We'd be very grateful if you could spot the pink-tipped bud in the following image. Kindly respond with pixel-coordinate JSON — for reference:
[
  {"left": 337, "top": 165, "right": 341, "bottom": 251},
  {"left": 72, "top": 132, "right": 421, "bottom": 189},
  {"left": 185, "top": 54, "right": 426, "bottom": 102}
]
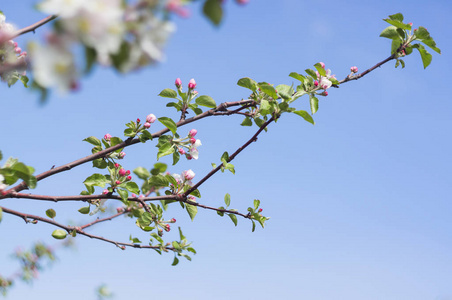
[
  {"left": 188, "top": 78, "right": 196, "bottom": 89},
  {"left": 136, "top": 118, "right": 141, "bottom": 123},
  {"left": 408, "top": 22, "right": 413, "bottom": 26},
  {"left": 164, "top": 224, "right": 171, "bottom": 232},
  {"left": 187, "top": 195, "right": 196, "bottom": 201},
  {"left": 350, "top": 66, "right": 358, "bottom": 73},
  {"left": 126, "top": 170, "right": 130, "bottom": 175},
  {"left": 19, "top": 51, "right": 27, "bottom": 57},
  {"left": 114, "top": 163, "right": 120, "bottom": 168},
  {"left": 14, "top": 47, "right": 21, "bottom": 54},
  {"left": 178, "top": 148, "right": 186, "bottom": 155},
  {"left": 13, "top": 41, "right": 18, "bottom": 48},
  {"left": 119, "top": 152, "right": 126, "bottom": 159},
  {"left": 188, "top": 129, "right": 197, "bottom": 138},
  {"left": 144, "top": 122, "right": 151, "bottom": 129},
  {"left": 175, "top": 78, "right": 182, "bottom": 87},
  {"left": 104, "top": 133, "right": 112, "bottom": 141},
  {"left": 401, "top": 50, "right": 406, "bottom": 56},
  {"left": 319, "top": 62, "right": 325, "bottom": 69},
  {"left": 414, "top": 28, "right": 418, "bottom": 32},
  {"left": 131, "top": 193, "right": 137, "bottom": 198},
  {"left": 183, "top": 169, "right": 195, "bottom": 181},
  {"left": 171, "top": 218, "right": 176, "bottom": 223},
  {"left": 119, "top": 168, "right": 126, "bottom": 176},
  {"left": 190, "top": 137, "right": 196, "bottom": 144},
  {"left": 146, "top": 114, "right": 157, "bottom": 123},
  {"left": 314, "top": 80, "right": 319, "bottom": 87},
  {"left": 115, "top": 180, "right": 121, "bottom": 185},
  {"left": 103, "top": 189, "right": 109, "bottom": 195},
  {"left": 116, "top": 207, "right": 124, "bottom": 213},
  {"left": 258, "top": 208, "right": 263, "bottom": 213},
  {"left": 186, "top": 154, "right": 192, "bottom": 160},
  {"left": 127, "top": 175, "right": 132, "bottom": 181},
  {"left": 323, "top": 91, "right": 328, "bottom": 96}
]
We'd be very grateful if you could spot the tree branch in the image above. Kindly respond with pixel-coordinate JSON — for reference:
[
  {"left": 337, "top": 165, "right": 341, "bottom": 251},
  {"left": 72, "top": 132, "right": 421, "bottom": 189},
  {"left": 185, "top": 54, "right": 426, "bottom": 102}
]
[{"left": 10, "top": 15, "right": 58, "bottom": 39}]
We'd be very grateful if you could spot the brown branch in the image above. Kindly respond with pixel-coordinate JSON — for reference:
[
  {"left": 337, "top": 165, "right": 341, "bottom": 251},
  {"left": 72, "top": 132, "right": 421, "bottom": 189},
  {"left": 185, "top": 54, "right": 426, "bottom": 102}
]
[
  {"left": 10, "top": 15, "right": 58, "bottom": 39},
  {"left": 79, "top": 209, "right": 129, "bottom": 230},
  {"left": 185, "top": 116, "right": 275, "bottom": 195},
  {"left": 0, "top": 206, "right": 175, "bottom": 251},
  {"left": 338, "top": 54, "right": 397, "bottom": 85},
  {"left": 177, "top": 195, "right": 251, "bottom": 219}
]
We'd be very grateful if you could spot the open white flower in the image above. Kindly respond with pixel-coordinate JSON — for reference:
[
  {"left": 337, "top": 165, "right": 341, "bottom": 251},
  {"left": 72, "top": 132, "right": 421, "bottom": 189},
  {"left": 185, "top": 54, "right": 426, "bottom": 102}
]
[
  {"left": 0, "top": 174, "right": 8, "bottom": 191},
  {"left": 189, "top": 139, "right": 202, "bottom": 160}
]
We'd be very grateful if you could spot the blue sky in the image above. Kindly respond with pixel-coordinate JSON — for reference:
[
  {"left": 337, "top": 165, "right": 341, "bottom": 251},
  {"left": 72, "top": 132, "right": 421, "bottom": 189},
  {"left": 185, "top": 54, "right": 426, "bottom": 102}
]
[{"left": 1, "top": 0, "right": 452, "bottom": 299}]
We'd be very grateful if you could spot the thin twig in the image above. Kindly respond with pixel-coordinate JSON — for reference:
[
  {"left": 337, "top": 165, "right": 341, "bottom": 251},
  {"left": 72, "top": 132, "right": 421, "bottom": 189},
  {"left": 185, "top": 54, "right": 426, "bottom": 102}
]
[{"left": 11, "top": 15, "right": 58, "bottom": 39}]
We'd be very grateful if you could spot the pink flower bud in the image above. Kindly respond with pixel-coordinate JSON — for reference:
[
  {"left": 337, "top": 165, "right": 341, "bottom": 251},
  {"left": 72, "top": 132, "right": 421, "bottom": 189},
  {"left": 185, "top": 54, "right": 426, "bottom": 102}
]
[
  {"left": 178, "top": 148, "right": 186, "bottom": 155},
  {"left": 187, "top": 195, "right": 196, "bottom": 201},
  {"left": 164, "top": 224, "right": 171, "bottom": 232},
  {"left": 13, "top": 41, "right": 18, "bottom": 48},
  {"left": 146, "top": 114, "right": 157, "bottom": 123},
  {"left": 186, "top": 154, "right": 192, "bottom": 160},
  {"left": 414, "top": 28, "right": 418, "bottom": 32},
  {"left": 119, "top": 152, "right": 126, "bottom": 159},
  {"left": 190, "top": 137, "right": 196, "bottom": 144},
  {"left": 119, "top": 169, "right": 126, "bottom": 176},
  {"left": 137, "top": 118, "right": 141, "bottom": 123},
  {"left": 171, "top": 218, "right": 176, "bottom": 223},
  {"left": 183, "top": 169, "right": 195, "bottom": 181},
  {"left": 115, "top": 180, "right": 121, "bottom": 185},
  {"left": 258, "top": 208, "right": 263, "bottom": 213},
  {"left": 314, "top": 80, "right": 319, "bottom": 87},
  {"left": 116, "top": 207, "right": 124, "bottom": 213},
  {"left": 19, "top": 51, "right": 27, "bottom": 57},
  {"left": 127, "top": 175, "right": 132, "bottom": 181},
  {"left": 319, "top": 62, "right": 325, "bottom": 69},
  {"left": 188, "top": 129, "right": 197, "bottom": 138},
  {"left": 188, "top": 78, "right": 196, "bottom": 89},
  {"left": 350, "top": 66, "right": 358, "bottom": 73},
  {"left": 131, "top": 193, "right": 137, "bottom": 198},
  {"left": 323, "top": 91, "right": 328, "bottom": 96},
  {"left": 126, "top": 170, "right": 130, "bottom": 175},
  {"left": 408, "top": 22, "right": 413, "bottom": 26},
  {"left": 114, "top": 163, "right": 120, "bottom": 168},
  {"left": 104, "top": 133, "right": 112, "bottom": 141},
  {"left": 175, "top": 78, "right": 182, "bottom": 87},
  {"left": 143, "top": 122, "right": 151, "bottom": 129},
  {"left": 401, "top": 50, "right": 406, "bottom": 56},
  {"left": 14, "top": 47, "right": 21, "bottom": 54},
  {"left": 103, "top": 189, "right": 109, "bottom": 195}
]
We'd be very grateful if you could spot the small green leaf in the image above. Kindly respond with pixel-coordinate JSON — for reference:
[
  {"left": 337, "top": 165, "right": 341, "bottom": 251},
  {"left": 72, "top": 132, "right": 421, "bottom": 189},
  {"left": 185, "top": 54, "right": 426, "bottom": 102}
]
[
  {"left": 310, "top": 95, "right": 319, "bottom": 114},
  {"left": 45, "top": 209, "right": 56, "bottom": 219},
  {"left": 258, "top": 83, "right": 278, "bottom": 99},
  {"left": 259, "top": 99, "right": 271, "bottom": 115},
  {"left": 254, "top": 199, "right": 260, "bottom": 210},
  {"left": 158, "top": 117, "right": 177, "bottom": 134},
  {"left": 148, "top": 175, "right": 169, "bottom": 187},
  {"left": 158, "top": 88, "right": 178, "bottom": 98},
  {"left": 241, "top": 117, "right": 252, "bottom": 126},
  {"left": 117, "top": 188, "right": 128, "bottom": 202},
  {"left": 134, "top": 167, "right": 151, "bottom": 180},
  {"left": 51, "top": 229, "right": 67, "bottom": 240},
  {"left": 172, "top": 256, "right": 180, "bottom": 266},
  {"left": 0, "top": 207, "right": 3, "bottom": 223},
  {"left": 78, "top": 206, "right": 90, "bottom": 214},
  {"left": 124, "top": 182, "right": 140, "bottom": 195},
  {"left": 379, "top": 25, "right": 401, "bottom": 40},
  {"left": 93, "top": 159, "right": 107, "bottom": 169},
  {"left": 414, "top": 44, "right": 433, "bottom": 69},
  {"left": 178, "top": 227, "right": 186, "bottom": 240},
  {"left": 314, "top": 63, "right": 326, "bottom": 77},
  {"left": 203, "top": 0, "right": 223, "bottom": 26},
  {"left": 388, "top": 13, "right": 404, "bottom": 22},
  {"left": 83, "top": 136, "right": 102, "bottom": 146},
  {"left": 195, "top": 95, "right": 217, "bottom": 108},
  {"left": 186, "top": 203, "right": 198, "bottom": 221},
  {"left": 228, "top": 214, "right": 238, "bottom": 226},
  {"left": 305, "top": 69, "right": 318, "bottom": 79},
  {"left": 293, "top": 110, "right": 315, "bottom": 125},
  {"left": 83, "top": 174, "right": 108, "bottom": 188},
  {"left": 224, "top": 193, "right": 231, "bottom": 207},
  {"left": 289, "top": 72, "right": 306, "bottom": 82},
  {"left": 237, "top": 77, "right": 257, "bottom": 92}
]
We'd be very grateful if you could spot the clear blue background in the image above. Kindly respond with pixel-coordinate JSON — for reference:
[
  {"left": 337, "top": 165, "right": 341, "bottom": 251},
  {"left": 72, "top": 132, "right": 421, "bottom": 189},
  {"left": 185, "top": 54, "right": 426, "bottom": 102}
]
[{"left": 1, "top": 1, "right": 451, "bottom": 299}]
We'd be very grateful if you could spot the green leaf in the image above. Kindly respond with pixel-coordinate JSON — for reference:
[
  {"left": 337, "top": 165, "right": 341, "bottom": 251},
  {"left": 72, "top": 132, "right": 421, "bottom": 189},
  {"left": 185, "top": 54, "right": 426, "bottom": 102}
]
[
  {"left": 241, "top": 117, "right": 252, "bottom": 126},
  {"left": 391, "top": 39, "right": 402, "bottom": 55},
  {"left": 275, "top": 84, "right": 293, "bottom": 101},
  {"left": 124, "top": 128, "right": 135, "bottom": 137},
  {"left": 186, "top": 203, "right": 198, "bottom": 221},
  {"left": 251, "top": 220, "right": 256, "bottom": 232},
  {"left": 83, "top": 174, "right": 108, "bottom": 188},
  {"left": 310, "top": 95, "right": 319, "bottom": 114},
  {"left": 305, "top": 69, "right": 318, "bottom": 79},
  {"left": 314, "top": 63, "right": 326, "bottom": 77},
  {"left": 228, "top": 214, "right": 238, "bottom": 226},
  {"left": 158, "top": 88, "right": 178, "bottom": 98},
  {"left": 110, "top": 41, "right": 130, "bottom": 71},
  {"left": 220, "top": 151, "right": 229, "bottom": 165},
  {"left": 83, "top": 136, "right": 102, "bottom": 146},
  {"left": 45, "top": 209, "right": 56, "bottom": 219},
  {"left": 237, "top": 77, "right": 257, "bottom": 92},
  {"left": 178, "top": 227, "right": 186, "bottom": 240},
  {"left": 124, "top": 182, "right": 140, "bottom": 195},
  {"left": 289, "top": 72, "right": 306, "bottom": 82},
  {"left": 134, "top": 167, "right": 150, "bottom": 180},
  {"left": 415, "top": 27, "right": 441, "bottom": 54},
  {"left": 78, "top": 206, "right": 90, "bottom": 214},
  {"left": 217, "top": 206, "right": 225, "bottom": 216},
  {"left": 84, "top": 46, "right": 97, "bottom": 74},
  {"left": 388, "top": 13, "right": 404, "bottom": 22},
  {"left": 20, "top": 75, "right": 29, "bottom": 88},
  {"left": 195, "top": 95, "right": 217, "bottom": 108},
  {"left": 117, "top": 188, "right": 129, "bottom": 202},
  {"left": 190, "top": 189, "right": 201, "bottom": 198},
  {"left": 293, "top": 110, "right": 315, "bottom": 125},
  {"left": 258, "top": 83, "right": 278, "bottom": 99},
  {"left": 51, "top": 229, "right": 67, "bottom": 240},
  {"left": 254, "top": 199, "right": 260, "bottom": 210},
  {"left": 0, "top": 207, "right": 3, "bottom": 223},
  {"left": 259, "top": 99, "right": 271, "bottom": 115},
  {"left": 139, "top": 129, "right": 153, "bottom": 142},
  {"left": 153, "top": 163, "right": 168, "bottom": 173},
  {"left": 224, "top": 193, "right": 231, "bottom": 207},
  {"left": 0, "top": 150, "right": 2, "bottom": 161},
  {"left": 148, "top": 174, "right": 169, "bottom": 187},
  {"left": 414, "top": 44, "right": 432, "bottom": 69},
  {"left": 383, "top": 17, "right": 411, "bottom": 30},
  {"left": 203, "top": 0, "right": 223, "bottom": 26},
  {"left": 93, "top": 158, "right": 107, "bottom": 169},
  {"left": 379, "top": 25, "right": 402, "bottom": 40},
  {"left": 158, "top": 117, "right": 177, "bottom": 134},
  {"left": 225, "top": 163, "right": 235, "bottom": 174},
  {"left": 172, "top": 256, "right": 180, "bottom": 266}
]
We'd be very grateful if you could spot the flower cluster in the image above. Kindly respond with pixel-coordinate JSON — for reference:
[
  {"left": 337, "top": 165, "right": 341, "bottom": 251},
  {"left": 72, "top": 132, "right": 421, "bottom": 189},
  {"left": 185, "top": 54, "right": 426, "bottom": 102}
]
[
  {"left": 114, "top": 164, "right": 132, "bottom": 186},
  {"left": 314, "top": 62, "right": 336, "bottom": 91},
  {"left": 175, "top": 129, "right": 202, "bottom": 160},
  {"left": 0, "top": 14, "right": 28, "bottom": 86},
  {"left": 31, "top": 0, "right": 176, "bottom": 92},
  {"left": 171, "top": 169, "right": 195, "bottom": 194}
]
